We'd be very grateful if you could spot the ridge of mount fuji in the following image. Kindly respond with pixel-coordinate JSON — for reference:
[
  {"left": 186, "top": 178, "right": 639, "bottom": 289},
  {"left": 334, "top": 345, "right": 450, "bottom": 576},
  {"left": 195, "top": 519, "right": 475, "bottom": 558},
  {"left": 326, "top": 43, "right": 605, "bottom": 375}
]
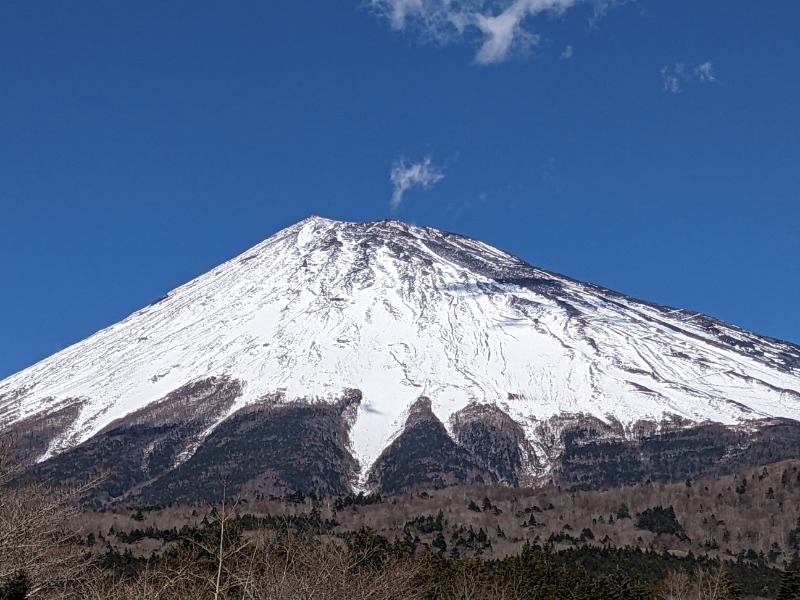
[{"left": 1, "top": 216, "right": 799, "bottom": 503}]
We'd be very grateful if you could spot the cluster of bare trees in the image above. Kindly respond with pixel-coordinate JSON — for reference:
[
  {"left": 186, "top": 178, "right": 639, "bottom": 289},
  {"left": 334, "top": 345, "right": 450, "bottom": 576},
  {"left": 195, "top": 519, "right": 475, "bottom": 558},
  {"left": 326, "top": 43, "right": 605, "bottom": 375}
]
[
  {"left": 1, "top": 440, "right": 420, "bottom": 600},
  {"left": 0, "top": 437, "right": 93, "bottom": 597},
  {"left": 660, "top": 567, "right": 741, "bottom": 600},
  {"left": 3, "top": 434, "right": 793, "bottom": 600},
  {"left": 53, "top": 532, "right": 421, "bottom": 599}
]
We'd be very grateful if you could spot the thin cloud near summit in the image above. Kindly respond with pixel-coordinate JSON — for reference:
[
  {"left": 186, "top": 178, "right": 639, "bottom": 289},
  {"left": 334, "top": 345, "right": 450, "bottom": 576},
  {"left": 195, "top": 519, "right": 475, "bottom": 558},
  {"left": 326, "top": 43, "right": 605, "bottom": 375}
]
[{"left": 390, "top": 157, "right": 445, "bottom": 211}]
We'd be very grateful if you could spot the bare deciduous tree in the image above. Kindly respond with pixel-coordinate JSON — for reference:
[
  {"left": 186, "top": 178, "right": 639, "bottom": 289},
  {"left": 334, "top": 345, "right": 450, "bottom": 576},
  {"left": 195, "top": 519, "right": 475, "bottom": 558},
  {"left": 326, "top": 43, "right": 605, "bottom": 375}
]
[{"left": 0, "top": 436, "right": 99, "bottom": 596}]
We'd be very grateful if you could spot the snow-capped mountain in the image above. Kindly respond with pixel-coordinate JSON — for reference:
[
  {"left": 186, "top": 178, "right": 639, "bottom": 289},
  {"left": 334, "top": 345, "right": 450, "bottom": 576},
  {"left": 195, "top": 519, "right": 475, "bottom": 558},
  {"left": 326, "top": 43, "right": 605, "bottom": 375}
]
[{"left": 1, "top": 216, "right": 799, "bottom": 501}]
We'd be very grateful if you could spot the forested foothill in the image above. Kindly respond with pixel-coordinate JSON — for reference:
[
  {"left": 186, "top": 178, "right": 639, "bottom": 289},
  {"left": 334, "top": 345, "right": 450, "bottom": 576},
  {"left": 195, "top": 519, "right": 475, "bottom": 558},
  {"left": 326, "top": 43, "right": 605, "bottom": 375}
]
[{"left": 2, "top": 435, "right": 800, "bottom": 599}]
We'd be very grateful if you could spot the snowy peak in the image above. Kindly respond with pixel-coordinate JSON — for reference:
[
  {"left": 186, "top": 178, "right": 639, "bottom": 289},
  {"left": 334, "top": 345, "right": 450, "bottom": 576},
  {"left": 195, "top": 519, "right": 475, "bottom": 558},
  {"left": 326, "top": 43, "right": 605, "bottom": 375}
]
[{"left": 1, "top": 216, "right": 799, "bottom": 500}]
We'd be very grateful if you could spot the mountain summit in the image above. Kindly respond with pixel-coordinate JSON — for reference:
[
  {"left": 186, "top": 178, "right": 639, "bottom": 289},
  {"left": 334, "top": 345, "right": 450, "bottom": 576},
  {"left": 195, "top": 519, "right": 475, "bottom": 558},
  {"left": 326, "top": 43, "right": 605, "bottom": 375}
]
[{"left": 2, "top": 216, "right": 799, "bottom": 502}]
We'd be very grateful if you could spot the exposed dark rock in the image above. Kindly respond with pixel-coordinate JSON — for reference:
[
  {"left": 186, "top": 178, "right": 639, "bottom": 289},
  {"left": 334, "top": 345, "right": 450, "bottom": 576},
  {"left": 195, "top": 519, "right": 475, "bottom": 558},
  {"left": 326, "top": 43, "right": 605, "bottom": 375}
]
[
  {"left": 1, "top": 400, "right": 84, "bottom": 462},
  {"left": 20, "top": 377, "right": 241, "bottom": 505},
  {"left": 133, "top": 389, "right": 362, "bottom": 504},
  {"left": 367, "top": 397, "right": 497, "bottom": 495},
  {"left": 8, "top": 389, "right": 800, "bottom": 503},
  {"left": 552, "top": 416, "right": 800, "bottom": 489},
  {"left": 450, "top": 402, "right": 541, "bottom": 486}
]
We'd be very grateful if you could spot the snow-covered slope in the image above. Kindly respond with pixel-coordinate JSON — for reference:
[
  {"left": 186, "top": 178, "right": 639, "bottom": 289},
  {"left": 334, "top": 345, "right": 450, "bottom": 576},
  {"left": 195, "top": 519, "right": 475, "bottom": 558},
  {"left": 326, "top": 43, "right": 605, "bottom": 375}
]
[{"left": 1, "top": 216, "right": 799, "bottom": 487}]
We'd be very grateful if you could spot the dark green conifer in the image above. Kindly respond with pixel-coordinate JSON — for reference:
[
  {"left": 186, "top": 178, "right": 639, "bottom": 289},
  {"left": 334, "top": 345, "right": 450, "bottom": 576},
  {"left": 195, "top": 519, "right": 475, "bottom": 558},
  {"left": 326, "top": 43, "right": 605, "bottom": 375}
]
[
  {"left": 0, "top": 571, "right": 30, "bottom": 600},
  {"left": 778, "top": 566, "right": 800, "bottom": 600}
]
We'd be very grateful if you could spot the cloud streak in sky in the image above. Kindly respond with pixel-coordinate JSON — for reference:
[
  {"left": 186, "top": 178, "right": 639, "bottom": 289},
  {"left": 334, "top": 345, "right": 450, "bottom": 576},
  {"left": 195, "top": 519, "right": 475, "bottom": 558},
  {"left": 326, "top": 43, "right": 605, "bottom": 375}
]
[
  {"left": 695, "top": 61, "right": 716, "bottom": 83},
  {"left": 368, "top": 0, "right": 614, "bottom": 65},
  {"left": 661, "top": 61, "right": 717, "bottom": 93},
  {"left": 390, "top": 157, "right": 444, "bottom": 210}
]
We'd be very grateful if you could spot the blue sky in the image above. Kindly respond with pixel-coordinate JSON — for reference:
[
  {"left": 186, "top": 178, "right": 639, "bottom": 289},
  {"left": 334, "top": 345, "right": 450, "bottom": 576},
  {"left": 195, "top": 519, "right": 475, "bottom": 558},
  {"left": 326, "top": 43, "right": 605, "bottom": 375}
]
[{"left": 1, "top": 0, "right": 798, "bottom": 379}]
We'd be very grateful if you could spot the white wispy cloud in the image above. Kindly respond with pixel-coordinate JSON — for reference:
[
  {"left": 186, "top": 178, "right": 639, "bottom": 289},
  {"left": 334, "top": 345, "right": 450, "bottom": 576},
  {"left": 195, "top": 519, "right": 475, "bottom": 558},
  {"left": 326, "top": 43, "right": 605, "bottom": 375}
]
[
  {"left": 560, "top": 44, "right": 574, "bottom": 59},
  {"left": 368, "top": 0, "right": 617, "bottom": 65},
  {"left": 389, "top": 157, "right": 445, "bottom": 211},
  {"left": 695, "top": 61, "right": 716, "bottom": 83},
  {"left": 661, "top": 61, "right": 717, "bottom": 93},
  {"left": 661, "top": 64, "right": 684, "bottom": 93}
]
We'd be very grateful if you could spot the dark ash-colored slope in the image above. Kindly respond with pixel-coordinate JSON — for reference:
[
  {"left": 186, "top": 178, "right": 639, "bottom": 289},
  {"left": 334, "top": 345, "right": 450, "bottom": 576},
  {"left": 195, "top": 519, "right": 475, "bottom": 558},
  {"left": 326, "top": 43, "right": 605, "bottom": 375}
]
[
  {"left": 367, "top": 397, "right": 498, "bottom": 495},
  {"left": 133, "top": 390, "right": 362, "bottom": 505},
  {"left": 18, "top": 377, "right": 241, "bottom": 506},
  {"left": 552, "top": 416, "right": 800, "bottom": 489},
  {"left": 2, "top": 401, "right": 84, "bottom": 461},
  {"left": 450, "top": 402, "right": 542, "bottom": 486}
]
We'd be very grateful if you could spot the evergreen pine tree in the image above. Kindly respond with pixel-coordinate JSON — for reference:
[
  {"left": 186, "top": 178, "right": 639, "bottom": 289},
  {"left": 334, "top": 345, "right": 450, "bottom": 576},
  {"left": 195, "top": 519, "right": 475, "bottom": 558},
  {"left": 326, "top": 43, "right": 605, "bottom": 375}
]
[
  {"left": 778, "top": 567, "right": 800, "bottom": 600},
  {"left": 718, "top": 565, "right": 742, "bottom": 600},
  {"left": 0, "top": 571, "right": 30, "bottom": 600}
]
